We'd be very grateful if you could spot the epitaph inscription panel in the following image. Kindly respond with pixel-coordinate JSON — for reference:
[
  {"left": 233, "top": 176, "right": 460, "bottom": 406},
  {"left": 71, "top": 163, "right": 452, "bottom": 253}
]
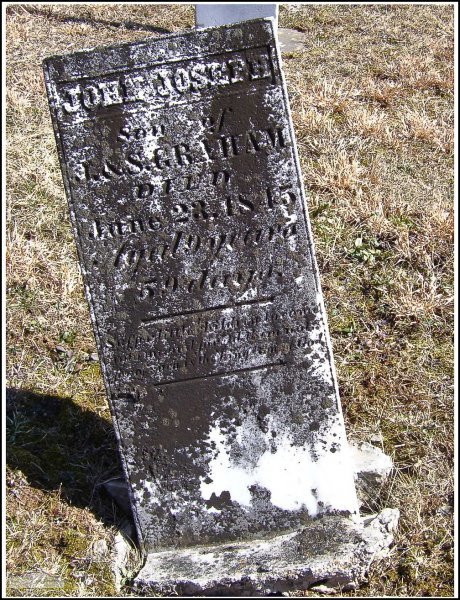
[{"left": 44, "top": 19, "right": 358, "bottom": 552}]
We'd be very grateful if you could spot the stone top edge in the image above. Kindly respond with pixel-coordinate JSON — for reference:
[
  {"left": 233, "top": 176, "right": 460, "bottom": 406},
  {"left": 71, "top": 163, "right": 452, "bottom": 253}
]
[{"left": 42, "top": 18, "right": 276, "bottom": 82}]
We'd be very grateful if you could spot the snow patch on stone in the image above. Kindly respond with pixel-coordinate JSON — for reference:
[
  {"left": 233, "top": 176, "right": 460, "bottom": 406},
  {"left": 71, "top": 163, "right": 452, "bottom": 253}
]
[{"left": 200, "top": 417, "right": 358, "bottom": 515}]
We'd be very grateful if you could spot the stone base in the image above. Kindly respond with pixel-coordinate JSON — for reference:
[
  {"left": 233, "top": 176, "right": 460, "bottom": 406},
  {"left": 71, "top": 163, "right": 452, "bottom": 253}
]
[
  {"left": 133, "top": 509, "right": 399, "bottom": 596},
  {"left": 108, "top": 442, "right": 397, "bottom": 594},
  {"left": 278, "top": 28, "right": 306, "bottom": 54}
]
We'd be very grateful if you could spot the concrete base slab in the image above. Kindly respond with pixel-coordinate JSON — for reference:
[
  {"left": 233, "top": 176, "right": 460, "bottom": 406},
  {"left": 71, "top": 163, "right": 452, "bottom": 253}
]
[
  {"left": 278, "top": 28, "right": 306, "bottom": 54},
  {"left": 133, "top": 509, "right": 399, "bottom": 596},
  {"left": 351, "top": 442, "right": 394, "bottom": 507}
]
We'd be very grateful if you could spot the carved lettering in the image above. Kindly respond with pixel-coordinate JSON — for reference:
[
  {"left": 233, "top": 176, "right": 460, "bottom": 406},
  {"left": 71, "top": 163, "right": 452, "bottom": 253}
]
[{"left": 58, "top": 48, "right": 274, "bottom": 115}]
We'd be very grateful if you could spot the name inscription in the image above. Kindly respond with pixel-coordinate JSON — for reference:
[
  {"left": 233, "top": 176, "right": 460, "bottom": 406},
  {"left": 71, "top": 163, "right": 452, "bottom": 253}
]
[{"left": 56, "top": 47, "right": 273, "bottom": 116}]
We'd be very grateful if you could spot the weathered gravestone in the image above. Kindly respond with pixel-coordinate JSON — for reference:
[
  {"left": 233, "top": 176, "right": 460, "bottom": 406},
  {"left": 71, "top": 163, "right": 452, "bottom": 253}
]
[{"left": 44, "top": 18, "right": 398, "bottom": 595}]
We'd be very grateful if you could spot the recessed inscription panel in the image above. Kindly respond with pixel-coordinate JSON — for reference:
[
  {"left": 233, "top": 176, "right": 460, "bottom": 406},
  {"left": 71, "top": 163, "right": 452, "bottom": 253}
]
[{"left": 44, "top": 19, "right": 358, "bottom": 552}]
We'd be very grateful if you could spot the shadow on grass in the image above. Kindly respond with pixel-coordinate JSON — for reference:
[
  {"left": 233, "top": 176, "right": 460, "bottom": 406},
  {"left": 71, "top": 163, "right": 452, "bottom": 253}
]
[
  {"left": 6, "top": 5, "right": 172, "bottom": 35},
  {"left": 6, "top": 387, "right": 133, "bottom": 529}
]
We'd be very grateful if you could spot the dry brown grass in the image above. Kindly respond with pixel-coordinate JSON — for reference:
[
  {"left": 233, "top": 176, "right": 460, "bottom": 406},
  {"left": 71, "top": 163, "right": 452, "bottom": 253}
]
[{"left": 5, "top": 3, "right": 454, "bottom": 597}]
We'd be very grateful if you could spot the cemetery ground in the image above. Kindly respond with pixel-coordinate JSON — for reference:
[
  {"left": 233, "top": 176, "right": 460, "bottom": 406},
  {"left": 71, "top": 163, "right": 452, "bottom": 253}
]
[{"left": 5, "top": 4, "right": 454, "bottom": 598}]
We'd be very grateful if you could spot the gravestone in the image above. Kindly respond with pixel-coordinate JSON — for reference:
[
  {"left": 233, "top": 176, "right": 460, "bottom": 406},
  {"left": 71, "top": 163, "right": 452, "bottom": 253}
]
[
  {"left": 196, "top": 4, "right": 305, "bottom": 55},
  {"left": 44, "top": 18, "right": 397, "bottom": 595},
  {"left": 196, "top": 4, "right": 278, "bottom": 29}
]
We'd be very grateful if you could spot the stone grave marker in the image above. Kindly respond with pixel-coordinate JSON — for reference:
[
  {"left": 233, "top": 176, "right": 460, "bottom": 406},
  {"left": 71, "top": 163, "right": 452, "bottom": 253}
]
[
  {"left": 44, "top": 18, "right": 397, "bottom": 595},
  {"left": 196, "top": 4, "right": 278, "bottom": 29},
  {"left": 196, "top": 4, "right": 305, "bottom": 54}
]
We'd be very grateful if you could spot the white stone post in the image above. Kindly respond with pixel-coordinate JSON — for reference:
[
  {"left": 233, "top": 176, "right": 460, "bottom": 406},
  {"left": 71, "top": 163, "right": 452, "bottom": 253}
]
[{"left": 195, "top": 3, "right": 278, "bottom": 29}]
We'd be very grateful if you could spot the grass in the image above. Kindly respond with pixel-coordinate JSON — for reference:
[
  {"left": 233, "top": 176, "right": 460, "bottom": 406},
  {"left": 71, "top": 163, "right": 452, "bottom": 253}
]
[{"left": 5, "top": 3, "right": 454, "bottom": 597}]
